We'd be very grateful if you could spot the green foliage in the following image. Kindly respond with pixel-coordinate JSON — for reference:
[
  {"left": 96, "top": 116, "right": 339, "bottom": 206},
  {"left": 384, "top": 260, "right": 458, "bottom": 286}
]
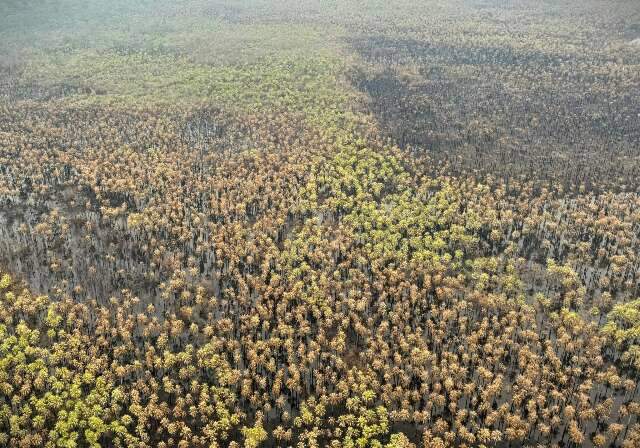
[
  {"left": 0, "top": 274, "right": 11, "bottom": 290},
  {"left": 242, "top": 419, "right": 267, "bottom": 448},
  {"left": 19, "top": 49, "right": 346, "bottom": 111},
  {"left": 602, "top": 299, "right": 640, "bottom": 370},
  {"left": 340, "top": 405, "right": 389, "bottom": 448},
  {"left": 2, "top": 1, "right": 640, "bottom": 448},
  {"left": 385, "top": 433, "right": 415, "bottom": 448}
]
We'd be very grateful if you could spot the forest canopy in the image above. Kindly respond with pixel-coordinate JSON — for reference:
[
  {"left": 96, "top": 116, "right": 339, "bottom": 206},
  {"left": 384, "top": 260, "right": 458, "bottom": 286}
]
[{"left": 1, "top": 1, "right": 640, "bottom": 447}]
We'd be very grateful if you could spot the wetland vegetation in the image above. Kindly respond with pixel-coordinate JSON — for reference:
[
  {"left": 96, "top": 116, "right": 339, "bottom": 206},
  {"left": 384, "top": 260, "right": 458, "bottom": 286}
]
[{"left": 1, "top": 1, "right": 640, "bottom": 447}]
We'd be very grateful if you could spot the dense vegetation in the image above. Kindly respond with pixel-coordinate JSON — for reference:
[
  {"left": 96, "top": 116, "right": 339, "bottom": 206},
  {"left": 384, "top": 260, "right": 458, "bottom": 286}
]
[{"left": 1, "top": 1, "right": 640, "bottom": 447}]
